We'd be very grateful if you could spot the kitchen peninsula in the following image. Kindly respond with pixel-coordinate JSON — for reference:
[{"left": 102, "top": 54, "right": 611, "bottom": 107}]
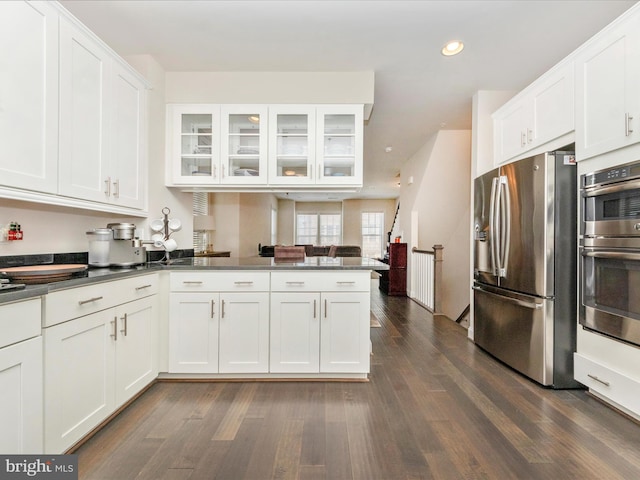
[{"left": 0, "top": 254, "right": 387, "bottom": 453}]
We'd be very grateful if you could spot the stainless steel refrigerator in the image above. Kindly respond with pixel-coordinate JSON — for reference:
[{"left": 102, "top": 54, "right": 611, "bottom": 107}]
[{"left": 473, "top": 151, "right": 579, "bottom": 388}]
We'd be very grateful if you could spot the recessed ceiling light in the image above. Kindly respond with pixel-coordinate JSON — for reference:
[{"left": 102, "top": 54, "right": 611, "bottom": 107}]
[
  {"left": 442, "top": 40, "right": 464, "bottom": 56},
  {"left": 385, "top": 146, "right": 393, "bottom": 153}
]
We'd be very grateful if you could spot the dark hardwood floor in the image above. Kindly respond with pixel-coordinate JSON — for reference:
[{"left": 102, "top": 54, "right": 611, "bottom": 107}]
[{"left": 75, "top": 282, "right": 640, "bottom": 479}]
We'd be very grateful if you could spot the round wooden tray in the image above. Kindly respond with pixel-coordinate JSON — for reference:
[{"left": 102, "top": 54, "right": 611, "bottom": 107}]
[{"left": 0, "top": 264, "right": 88, "bottom": 284}]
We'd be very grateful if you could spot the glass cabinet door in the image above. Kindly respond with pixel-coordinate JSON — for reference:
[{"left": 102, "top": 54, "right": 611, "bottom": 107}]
[
  {"left": 268, "top": 106, "right": 316, "bottom": 184},
  {"left": 220, "top": 105, "right": 267, "bottom": 184},
  {"left": 317, "top": 106, "right": 363, "bottom": 185},
  {"left": 170, "top": 105, "right": 221, "bottom": 184}
]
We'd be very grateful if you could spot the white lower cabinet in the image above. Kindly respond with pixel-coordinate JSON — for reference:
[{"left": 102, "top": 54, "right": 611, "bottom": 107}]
[
  {"left": 320, "top": 291, "right": 370, "bottom": 373},
  {"left": 0, "top": 298, "right": 43, "bottom": 454},
  {"left": 169, "top": 292, "right": 220, "bottom": 373},
  {"left": 270, "top": 292, "right": 320, "bottom": 373},
  {"left": 114, "top": 296, "right": 156, "bottom": 405},
  {"left": 270, "top": 272, "right": 371, "bottom": 375},
  {"left": 219, "top": 292, "right": 270, "bottom": 373},
  {"left": 168, "top": 270, "right": 372, "bottom": 377},
  {"left": 168, "top": 272, "right": 270, "bottom": 374},
  {"left": 43, "top": 275, "right": 158, "bottom": 453},
  {"left": 44, "top": 309, "right": 115, "bottom": 454}
]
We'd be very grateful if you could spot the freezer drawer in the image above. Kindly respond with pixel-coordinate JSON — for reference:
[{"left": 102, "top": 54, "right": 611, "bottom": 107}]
[{"left": 473, "top": 284, "right": 553, "bottom": 386}]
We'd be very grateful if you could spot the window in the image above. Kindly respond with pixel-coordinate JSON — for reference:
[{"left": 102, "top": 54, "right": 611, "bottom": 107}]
[
  {"left": 296, "top": 213, "right": 341, "bottom": 245},
  {"left": 361, "top": 212, "right": 384, "bottom": 258}
]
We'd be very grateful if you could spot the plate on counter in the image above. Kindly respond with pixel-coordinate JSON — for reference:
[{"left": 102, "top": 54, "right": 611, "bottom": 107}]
[{"left": 0, "top": 264, "right": 88, "bottom": 284}]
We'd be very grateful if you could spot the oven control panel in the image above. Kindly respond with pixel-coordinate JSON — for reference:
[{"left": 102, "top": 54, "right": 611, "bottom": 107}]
[{"left": 582, "top": 160, "right": 640, "bottom": 187}]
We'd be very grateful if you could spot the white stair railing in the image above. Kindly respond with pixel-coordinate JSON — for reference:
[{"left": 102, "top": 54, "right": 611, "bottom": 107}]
[{"left": 410, "top": 245, "right": 443, "bottom": 313}]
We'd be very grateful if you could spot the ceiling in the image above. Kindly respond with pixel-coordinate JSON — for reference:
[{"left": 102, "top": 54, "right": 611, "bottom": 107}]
[{"left": 60, "top": 0, "right": 636, "bottom": 201}]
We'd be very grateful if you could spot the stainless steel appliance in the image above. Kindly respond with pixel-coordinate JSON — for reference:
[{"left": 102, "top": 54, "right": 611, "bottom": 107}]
[
  {"left": 473, "top": 150, "right": 578, "bottom": 388},
  {"left": 580, "top": 160, "right": 640, "bottom": 347},
  {"left": 87, "top": 223, "right": 145, "bottom": 267}
]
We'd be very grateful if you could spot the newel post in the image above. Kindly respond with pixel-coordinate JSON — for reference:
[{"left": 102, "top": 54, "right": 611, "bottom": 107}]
[{"left": 433, "top": 244, "right": 444, "bottom": 314}]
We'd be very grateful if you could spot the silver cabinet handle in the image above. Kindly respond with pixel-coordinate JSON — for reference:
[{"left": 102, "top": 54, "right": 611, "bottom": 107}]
[
  {"left": 120, "top": 313, "right": 128, "bottom": 336},
  {"left": 626, "top": 112, "right": 634, "bottom": 137},
  {"left": 111, "top": 316, "right": 117, "bottom": 340},
  {"left": 135, "top": 284, "right": 152, "bottom": 291},
  {"left": 527, "top": 128, "right": 533, "bottom": 144},
  {"left": 587, "top": 374, "right": 610, "bottom": 387},
  {"left": 336, "top": 281, "right": 356, "bottom": 285},
  {"left": 221, "top": 299, "right": 226, "bottom": 318},
  {"left": 234, "top": 281, "right": 254, "bottom": 286},
  {"left": 104, "top": 177, "right": 111, "bottom": 197},
  {"left": 113, "top": 179, "right": 120, "bottom": 198},
  {"left": 182, "top": 281, "right": 203, "bottom": 285},
  {"left": 520, "top": 131, "right": 526, "bottom": 147},
  {"left": 313, "top": 299, "right": 317, "bottom": 318},
  {"left": 286, "top": 281, "right": 305, "bottom": 286},
  {"left": 324, "top": 299, "right": 327, "bottom": 318},
  {"left": 79, "top": 296, "right": 103, "bottom": 305},
  {"left": 211, "top": 300, "right": 215, "bottom": 319}
]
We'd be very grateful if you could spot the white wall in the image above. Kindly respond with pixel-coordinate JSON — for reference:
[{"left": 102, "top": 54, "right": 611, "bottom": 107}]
[
  {"left": 342, "top": 199, "right": 397, "bottom": 249},
  {"left": 400, "top": 130, "right": 472, "bottom": 321},
  {"left": 210, "top": 192, "right": 278, "bottom": 257},
  {"left": 165, "top": 72, "right": 374, "bottom": 117}
]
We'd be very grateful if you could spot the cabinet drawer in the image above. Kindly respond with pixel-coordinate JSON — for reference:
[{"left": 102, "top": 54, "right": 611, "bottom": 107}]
[
  {"left": 271, "top": 271, "right": 370, "bottom": 292},
  {"left": 574, "top": 353, "right": 640, "bottom": 416},
  {"left": 0, "top": 298, "right": 41, "bottom": 348},
  {"left": 44, "top": 274, "right": 158, "bottom": 328},
  {"left": 116, "top": 274, "right": 159, "bottom": 303},
  {"left": 170, "top": 271, "right": 270, "bottom": 292}
]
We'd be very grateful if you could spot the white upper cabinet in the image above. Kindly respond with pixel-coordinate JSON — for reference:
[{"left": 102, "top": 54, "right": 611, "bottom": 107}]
[
  {"left": 575, "top": 11, "right": 640, "bottom": 160},
  {"left": 167, "top": 104, "right": 364, "bottom": 189},
  {"left": 268, "top": 105, "right": 363, "bottom": 186},
  {"left": 58, "top": 17, "right": 147, "bottom": 210},
  {"left": 268, "top": 105, "right": 317, "bottom": 185},
  {"left": 220, "top": 105, "right": 268, "bottom": 184},
  {"left": 110, "top": 62, "right": 146, "bottom": 209},
  {"left": 493, "top": 61, "right": 574, "bottom": 164},
  {"left": 0, "top": 1, "right": 58, "bottom": 193},
  {"left": 58, "top": 18, "right": 110, "bottom": 204},
  {"left": 0, "top": 2, "right": 148, "bottom": 214},
  {"left": 316, "top": 106, "right": 364, "bottom": 185},
  {"left": 168, "top": 104, "right": 221, "bottom": 185}
]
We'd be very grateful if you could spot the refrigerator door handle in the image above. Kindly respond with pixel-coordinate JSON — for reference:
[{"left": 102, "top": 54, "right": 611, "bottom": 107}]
[
  {"left": 472, "top": 286, "right": 543, "bottom": 310},
  {"left": 499, "top": 175, "right": 511, "bottom": 278},
  {"left": 490, "top": 177, "right": 500, "bottom": 276}
]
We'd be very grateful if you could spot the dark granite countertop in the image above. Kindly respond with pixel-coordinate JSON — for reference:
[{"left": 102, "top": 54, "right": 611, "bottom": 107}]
[{"left": 0, "top": 256, "right": 388, "bottom": 305}]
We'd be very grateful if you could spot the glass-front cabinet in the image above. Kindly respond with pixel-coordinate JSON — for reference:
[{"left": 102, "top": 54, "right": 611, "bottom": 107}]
[
  {"left": 316, "top": 105, "right": 363, "bottom": 185},
  {"left": 220, "top": 105, "right": 267, "bottom": 184},
  {"left": 167, "top": 104, "right": 363, "bottom": 188},
  {"left": 268, "top": 106, "right": 316, "bottom": 185},
  {"left": 169, "top": 105, "right": 221, "bottom": 185}
]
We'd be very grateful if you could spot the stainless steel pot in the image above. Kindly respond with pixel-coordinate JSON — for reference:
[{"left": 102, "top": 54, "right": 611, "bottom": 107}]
[{"left": 106, "top": 223, "right": 136, "bottom": 240}]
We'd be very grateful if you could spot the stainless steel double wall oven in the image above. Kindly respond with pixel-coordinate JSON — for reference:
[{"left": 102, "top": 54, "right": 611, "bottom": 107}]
[{"left": 581, "top": 160, "right": 640, "bottom": 347}]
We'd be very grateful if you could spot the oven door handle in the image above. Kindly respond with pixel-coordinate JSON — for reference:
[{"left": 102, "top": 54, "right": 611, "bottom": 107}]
[
  {"left": 583, "top": 178, "right": 640, "bottom": 197},
  {"left": 582, "top": 249, "right": 640, "bottom": 261}
]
